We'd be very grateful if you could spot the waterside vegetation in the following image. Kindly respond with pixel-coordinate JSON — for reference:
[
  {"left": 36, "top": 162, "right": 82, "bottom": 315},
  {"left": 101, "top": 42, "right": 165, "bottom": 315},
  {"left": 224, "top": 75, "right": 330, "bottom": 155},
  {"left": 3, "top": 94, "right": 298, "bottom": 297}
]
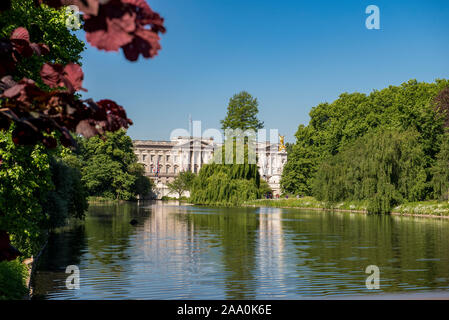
[
  {"left": 244, "top": 198, "right": 449, "bottom": 217},
  {"left": 281, "top": 79, "right": 449, "bottom": 215}
]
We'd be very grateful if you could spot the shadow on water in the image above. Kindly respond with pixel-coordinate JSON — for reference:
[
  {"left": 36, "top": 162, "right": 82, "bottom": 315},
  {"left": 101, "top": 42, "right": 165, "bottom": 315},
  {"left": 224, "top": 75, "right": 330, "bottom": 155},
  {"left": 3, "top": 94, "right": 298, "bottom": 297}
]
[{"left": 32, "top": 201, "right": 449, "bottom": 299}]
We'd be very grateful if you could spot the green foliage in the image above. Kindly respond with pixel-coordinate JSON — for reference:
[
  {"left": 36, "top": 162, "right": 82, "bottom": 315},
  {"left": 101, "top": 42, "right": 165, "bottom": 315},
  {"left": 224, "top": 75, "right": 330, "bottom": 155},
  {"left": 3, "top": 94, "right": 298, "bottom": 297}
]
[
  {"left": 0, "top": 0, "right": 85, "bottom": 83},
  {"left": 259, "top": 179, "right": 272, "bottom": 196},
  {"left": 282, "top": 79, "right": 449, "bottom": 195},
  {"left": 312, "top": 129, "right": 428, "bottom": 214},
  {"left": 0, "top": 128, "right": 89, "bottom": 255},
  {"left": 0, "top": 260, "right": 28, "bottom": 300},
  {"left": 128, "top": 162, "right": 154, "bottom": 198},
  {"left": 0, "top": 0, "right": 87, "bottom": 298},
  {"left": 220, "top": 91, "right": 264, "bottom": 131},
  {"left": 281, "top": 142, "right": 318, "bottom": 196},
  {"left": 77, "top": 129, "right": 152, "bottom": 200},
  {"left": 42, "top": 155, "right": 88, "bottom": 229},
  {"left": 166, "top": 171, "right": 196, "bottom": 198},
  {"left": 0, "top": 127, "right": 53, "bottom": 257},
  {"left": 190, "top": 163, "right": 261, "bottom": 206},
  {"left": 431, "top": 133, "right": 449, "bottom": 200}
]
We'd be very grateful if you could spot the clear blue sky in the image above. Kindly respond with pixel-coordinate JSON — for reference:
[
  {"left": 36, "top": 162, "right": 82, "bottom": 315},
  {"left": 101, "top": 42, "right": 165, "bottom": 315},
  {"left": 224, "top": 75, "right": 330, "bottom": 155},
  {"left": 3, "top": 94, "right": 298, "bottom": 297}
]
[{"left": 79, "top": 0, "right": 449, "bottom": 143}]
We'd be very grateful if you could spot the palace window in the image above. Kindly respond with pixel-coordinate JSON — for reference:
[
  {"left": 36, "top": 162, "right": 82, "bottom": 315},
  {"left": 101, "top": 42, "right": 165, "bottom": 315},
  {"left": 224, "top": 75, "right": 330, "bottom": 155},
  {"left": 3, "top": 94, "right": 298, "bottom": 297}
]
[{"left": 142, "top": 154, "right": 147, "bottom": 162}]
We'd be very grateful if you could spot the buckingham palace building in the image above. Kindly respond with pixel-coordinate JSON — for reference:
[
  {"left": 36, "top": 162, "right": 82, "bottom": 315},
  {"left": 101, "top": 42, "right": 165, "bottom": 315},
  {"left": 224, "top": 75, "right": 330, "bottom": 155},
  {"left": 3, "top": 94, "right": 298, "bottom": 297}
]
[{"left": 133, "top": 136, "right": 287, "bottom": 199}]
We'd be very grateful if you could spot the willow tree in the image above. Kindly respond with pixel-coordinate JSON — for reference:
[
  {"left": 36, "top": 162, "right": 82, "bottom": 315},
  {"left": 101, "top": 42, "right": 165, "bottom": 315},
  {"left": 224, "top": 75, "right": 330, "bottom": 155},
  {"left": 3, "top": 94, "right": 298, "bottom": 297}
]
[
  {"left": 312, "top": 129, "right": 427, "bottom": 214},
  {"left": 190, "top": 163, "right": 260, "bottom": 206},
  {"left": 431, "top": 133, "right": 449, "bottom": 200},
  {"left": 190, "top": 141, "right": 261, "bottom": 206}
]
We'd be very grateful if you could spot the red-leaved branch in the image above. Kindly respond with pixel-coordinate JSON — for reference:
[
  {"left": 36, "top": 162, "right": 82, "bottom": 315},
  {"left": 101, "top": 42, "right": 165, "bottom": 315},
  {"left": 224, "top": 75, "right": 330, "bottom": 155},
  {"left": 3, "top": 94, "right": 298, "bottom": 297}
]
[
  {"left": 0, "top": 0, "right": 165, "bottom": 148},
  {"left": 0, "top": 0, "right": 165, "bottom": 261}
]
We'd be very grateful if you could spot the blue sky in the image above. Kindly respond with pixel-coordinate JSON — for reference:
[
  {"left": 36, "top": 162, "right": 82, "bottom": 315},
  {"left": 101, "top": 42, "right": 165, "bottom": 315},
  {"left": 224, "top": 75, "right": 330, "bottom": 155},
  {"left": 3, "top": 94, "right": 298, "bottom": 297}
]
[{"left": 79, "top": 0, "right": 449, "bottom": 143}]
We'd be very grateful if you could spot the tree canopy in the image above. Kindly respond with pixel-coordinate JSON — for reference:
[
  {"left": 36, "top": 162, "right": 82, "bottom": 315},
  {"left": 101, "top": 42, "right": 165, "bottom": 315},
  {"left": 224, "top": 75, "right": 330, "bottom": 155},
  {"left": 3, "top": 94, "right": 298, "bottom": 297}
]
[
  {"left": 220, "top": 91, "right": 264, "bottom": 131},
  {"left": 312, "top": 129, "right": 428, "bottom": 214},
  {"left": 166, "top": 171, "right": 196, "bottom": 198},
  {"left": 76, "top": 129, "right": 153, "bottom": 200},
  {"left": 282, "top": 79, "right": 449, "bottom": 197}
]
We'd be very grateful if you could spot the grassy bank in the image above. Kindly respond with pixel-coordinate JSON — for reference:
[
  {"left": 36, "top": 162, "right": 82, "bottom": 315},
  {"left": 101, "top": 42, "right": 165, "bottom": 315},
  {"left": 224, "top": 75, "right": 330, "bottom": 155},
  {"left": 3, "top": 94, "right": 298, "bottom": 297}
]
[
  {"left": 161, "top": 196, "right": 189, "bottom": 201},
  {"left": 393, "top": 201, "right": 449, "bottom": 217},
  {"left": 87, "top": 196, "right": 131, "bottom": 204},
  {"left": 244, "top": 197, "right": 368, "bottom": 211},
  {"left": 0, "top": 260, "right": 28, "bottom": 300},
  {"left": 244, "top": 197, "right": 449, "bottom": 217}
]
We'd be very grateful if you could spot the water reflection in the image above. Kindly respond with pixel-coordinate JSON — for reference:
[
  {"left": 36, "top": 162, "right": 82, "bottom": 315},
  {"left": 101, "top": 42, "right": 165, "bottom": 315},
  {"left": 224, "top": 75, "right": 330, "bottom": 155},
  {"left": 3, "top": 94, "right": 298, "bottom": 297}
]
[{"left": 32, "top": 202, "right": 449, "bottom": 299}]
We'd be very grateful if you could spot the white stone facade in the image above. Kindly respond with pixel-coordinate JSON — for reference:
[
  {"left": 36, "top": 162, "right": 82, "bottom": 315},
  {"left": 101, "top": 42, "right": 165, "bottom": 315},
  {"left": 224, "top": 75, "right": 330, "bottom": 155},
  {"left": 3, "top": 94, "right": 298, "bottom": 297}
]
[{"left": 133, "top": 137, "right": 287, "bottom": 199}]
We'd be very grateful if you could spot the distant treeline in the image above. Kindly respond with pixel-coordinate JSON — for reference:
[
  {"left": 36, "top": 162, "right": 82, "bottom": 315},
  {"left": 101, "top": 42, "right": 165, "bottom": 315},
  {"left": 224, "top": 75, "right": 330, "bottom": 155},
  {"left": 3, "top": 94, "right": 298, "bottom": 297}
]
[{"left": 281, "top": 79, "right": 449, "bottom": 214}]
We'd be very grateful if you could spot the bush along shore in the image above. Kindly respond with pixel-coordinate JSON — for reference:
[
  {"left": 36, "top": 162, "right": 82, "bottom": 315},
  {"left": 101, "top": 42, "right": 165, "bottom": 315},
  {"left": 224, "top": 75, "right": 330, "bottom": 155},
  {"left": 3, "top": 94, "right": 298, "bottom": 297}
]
[{"left": 243, "top": 197, "right": 449, "bottom": 218}]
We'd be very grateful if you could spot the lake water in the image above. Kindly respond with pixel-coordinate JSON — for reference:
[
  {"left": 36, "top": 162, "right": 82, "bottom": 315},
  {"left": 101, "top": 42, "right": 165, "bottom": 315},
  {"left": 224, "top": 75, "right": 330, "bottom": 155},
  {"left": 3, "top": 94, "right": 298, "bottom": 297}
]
[{"left": 32, "top": 201, "right": 449, "bottom": 299}]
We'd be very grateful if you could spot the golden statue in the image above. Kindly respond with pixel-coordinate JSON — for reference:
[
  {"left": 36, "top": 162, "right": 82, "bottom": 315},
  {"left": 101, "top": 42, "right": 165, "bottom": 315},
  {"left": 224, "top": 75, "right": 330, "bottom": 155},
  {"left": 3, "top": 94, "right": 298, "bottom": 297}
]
[{"left": 279, "top": 135, "right": 287, "bottom": 152}]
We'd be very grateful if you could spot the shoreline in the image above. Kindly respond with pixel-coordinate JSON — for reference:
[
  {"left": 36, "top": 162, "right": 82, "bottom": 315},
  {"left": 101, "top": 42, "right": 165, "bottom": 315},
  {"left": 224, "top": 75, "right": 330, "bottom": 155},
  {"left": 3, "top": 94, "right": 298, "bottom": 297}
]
[
  {"left": 243, "top": 199, "right": 449, "bottom": 220},
  {"left": 24, "top": 237, "right": 48, "bottom": 300},
  {"left": 88, "top": 198, "right": 449, "bottom": 220}
]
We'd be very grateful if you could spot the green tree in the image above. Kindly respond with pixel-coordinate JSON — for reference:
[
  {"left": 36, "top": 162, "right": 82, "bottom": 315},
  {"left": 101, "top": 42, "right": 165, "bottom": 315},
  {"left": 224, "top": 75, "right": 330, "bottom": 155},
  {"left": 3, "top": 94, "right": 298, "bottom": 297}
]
[
  {"left": 282, "top": 80, "right": 449, "bottom": 195},
  {"left": 220, "top": 91, "right": 264, "bottom": 131},
  {"left": 77, "top": 129, "right": 149, "bottom": 200},
  {"left": 431, "top": 133, "right": 449, "bottom": 200},
  {"left": 190, "top": 163, "right": 260, "bottom": 206},
  {"left": 128, "top": 163, "right": 154, "bottom": 199},
  {"left": 42, "top": 154, "right": 89, "bottom": 229},
  {"left": 0, "top": 0, "right": 84, "bottom": 82},
  {"left": 166, "top": 171, "right": 196, "bottom": 199},
  {"left": 259, "top": 179, "right": 272, "bottom": 197},
  {"left": 0, "top": 127, "right": 53, "bottom": 256},
  {"left": 281, "top": 142, "right": 319, "bottom": 196},
  {"left": 0, "top": 0, "right": 86, "bottom": 258},
  {"left": 312, "top": 129, "right": 427, "bottom": 214}
]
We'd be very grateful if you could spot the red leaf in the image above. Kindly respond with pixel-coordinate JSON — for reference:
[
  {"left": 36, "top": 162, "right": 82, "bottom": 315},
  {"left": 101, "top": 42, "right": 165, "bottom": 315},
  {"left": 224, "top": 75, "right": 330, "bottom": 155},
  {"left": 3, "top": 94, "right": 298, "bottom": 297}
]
[
  {"left": 40, "top": 63, "right": 85, "bottom": 93},
  {"left": 30, "top": 43, "right": 50, "bottom": 56},
  {"left": 76, "top": 119, "right": 99, "bottom": 138},
  {"left": 10, "top": 28, "right": 33, "bottom": 58},
  {"left": 122, "top": 0, "right": 166, "bottom": 33},
  {"left": 40, "top": 63, "right": 64, "bottom": 88},
  {"left": 85, "top": 5, "right": 136, "bottom": 51},
  {"left": 83, "top": 0, "right": 165, "bottom": 60},
  {"left": 0, "top": 76, "right": 17, "bottom": 93},
  {"left": 10, "top": 27, "right": 30, "bottom": 42},
  {"left": 2, "top": 82, "right": 27, "bottom": 99},
  {"left": 122, "top": 28, "right": 160, "bottom": 61},
  {"left": 63, "top": 63, "right": 86, "bottom": 92}
]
